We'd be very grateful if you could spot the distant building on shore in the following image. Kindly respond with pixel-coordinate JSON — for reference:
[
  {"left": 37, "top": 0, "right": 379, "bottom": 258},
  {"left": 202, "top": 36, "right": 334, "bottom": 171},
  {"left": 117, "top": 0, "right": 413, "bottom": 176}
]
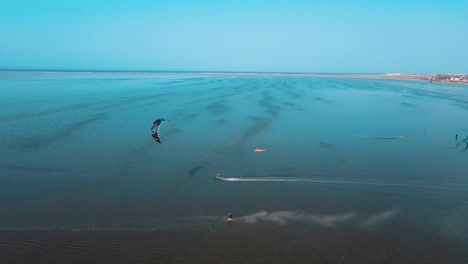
[{"left": 432, "top": 74, "right": 467, "bottom": 83}]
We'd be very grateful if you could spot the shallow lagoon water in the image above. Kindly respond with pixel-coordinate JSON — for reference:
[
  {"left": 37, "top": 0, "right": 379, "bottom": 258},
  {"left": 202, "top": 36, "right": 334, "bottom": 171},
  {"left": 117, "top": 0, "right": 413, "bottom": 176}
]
[{"left": 1, "top": 72, "right": 467, "bottom": 263}]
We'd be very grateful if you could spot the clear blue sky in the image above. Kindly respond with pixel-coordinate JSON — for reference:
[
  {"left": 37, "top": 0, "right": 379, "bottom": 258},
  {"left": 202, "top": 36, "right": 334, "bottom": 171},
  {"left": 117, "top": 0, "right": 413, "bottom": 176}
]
[{"left": 1, "top": 0, "right": 466, "bottom": 73}]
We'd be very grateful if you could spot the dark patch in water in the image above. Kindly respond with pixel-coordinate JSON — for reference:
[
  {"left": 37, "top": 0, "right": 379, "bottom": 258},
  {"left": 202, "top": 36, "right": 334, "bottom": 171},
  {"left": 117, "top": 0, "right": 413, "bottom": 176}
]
[
  {"left": 189, "top": 165, "right": 204, "bottom": 176},
  {"left": 258, "top": 91, "right": 281, "bottom": 116},
  {"left": 400, "top": 102, "right": 418, "bottom": 107},
  {"left": 0, "top": 164, "right": 95, "bottom": 174},
  {"left": 183, "top": 113, "right": 199, "bottom": 120},
  {"left": 0, "top": 99, "right": 52, "bottom": 107},
  {"left": 282, "top": 102, "right": 296, "bottom": 107},
  {"left": 338, "top": 157, "right": 348, "bottom": 163},
  {"left": 258, "top": 99, "right": 279, "bottom": 111},
  {"left": 216, "top": 118, "right": 227, "bottom": 126},
  {"left": 314, "top": 97, "right": 333, "bottom": 104},
  {"left": 0, "top": 103, "right": 94, "bottom": 123},
  {"left": 453, "top": 103, "right": 468, "bottom": 110},
  {"left": 319, "top": 141, "right": 340, "bottom": 149},
  {"left": 241, "top": 116, "right": 272, "bottom": 140},
  {"left": 3, "top": 115, "right": 106, "bottom": 149},
  {"left": 206, "top": 102, "right": 228, "bottom": 115}
]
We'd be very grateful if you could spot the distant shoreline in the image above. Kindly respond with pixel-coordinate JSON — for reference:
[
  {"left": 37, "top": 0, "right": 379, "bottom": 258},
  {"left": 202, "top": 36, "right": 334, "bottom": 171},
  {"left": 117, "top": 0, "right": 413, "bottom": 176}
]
[{"left": 1, "top": 70, "right": 467, "bottom": 84}]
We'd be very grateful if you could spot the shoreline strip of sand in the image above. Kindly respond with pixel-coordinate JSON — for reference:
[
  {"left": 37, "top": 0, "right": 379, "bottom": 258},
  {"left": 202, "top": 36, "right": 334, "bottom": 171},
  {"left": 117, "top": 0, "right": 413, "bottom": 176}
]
[{"left": 1, "top": 70, "right": 467, "bottom": 84}]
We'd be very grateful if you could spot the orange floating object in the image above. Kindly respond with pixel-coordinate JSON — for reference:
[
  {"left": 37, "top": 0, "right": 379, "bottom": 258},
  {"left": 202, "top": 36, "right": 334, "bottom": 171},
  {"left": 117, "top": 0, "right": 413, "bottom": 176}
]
[{"left": 254, "top": 148, "right": 266, "bottom": 152}]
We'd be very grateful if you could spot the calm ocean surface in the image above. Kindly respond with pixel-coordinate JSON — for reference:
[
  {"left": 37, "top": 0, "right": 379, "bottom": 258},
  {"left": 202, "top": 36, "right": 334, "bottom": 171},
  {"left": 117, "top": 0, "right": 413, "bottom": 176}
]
[{"left": 1, "top": 71, "right": 467, "bottom": 263}]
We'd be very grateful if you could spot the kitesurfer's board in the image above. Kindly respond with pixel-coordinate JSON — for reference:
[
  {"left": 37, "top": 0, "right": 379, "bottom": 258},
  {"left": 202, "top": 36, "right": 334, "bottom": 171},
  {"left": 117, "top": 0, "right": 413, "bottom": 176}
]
[{"left": 254, "top": 149, "right": 266, "bottom": 152}]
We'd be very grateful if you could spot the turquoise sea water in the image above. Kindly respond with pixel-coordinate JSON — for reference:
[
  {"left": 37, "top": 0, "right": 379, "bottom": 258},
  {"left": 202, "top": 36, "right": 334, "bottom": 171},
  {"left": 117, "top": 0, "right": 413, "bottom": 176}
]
[{"left": 1, "top": 72, "right": 467, "bottom": 263}]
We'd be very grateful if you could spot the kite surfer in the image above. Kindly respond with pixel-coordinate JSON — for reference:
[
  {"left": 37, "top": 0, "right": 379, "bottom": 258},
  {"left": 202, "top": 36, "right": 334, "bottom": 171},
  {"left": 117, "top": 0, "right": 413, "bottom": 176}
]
[{"left": 227, "top": 213, "right": 233, "bottom": 222}]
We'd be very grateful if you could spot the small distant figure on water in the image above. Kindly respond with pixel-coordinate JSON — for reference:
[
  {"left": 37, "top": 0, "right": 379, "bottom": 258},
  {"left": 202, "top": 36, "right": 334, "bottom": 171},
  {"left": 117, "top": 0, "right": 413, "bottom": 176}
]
[
  {"left": 215, "top": 173, "right": 221, "bottom": 179},
  {"left": 456, "top": 134, "right": 458, "bottom": 140},
  {"left": 227, "top": 213, "right": 233, "bottom": 222}
]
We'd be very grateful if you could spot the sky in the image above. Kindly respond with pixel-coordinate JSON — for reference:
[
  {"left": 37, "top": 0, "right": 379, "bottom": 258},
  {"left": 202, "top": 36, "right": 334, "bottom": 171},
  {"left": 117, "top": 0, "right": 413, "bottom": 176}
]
[{"left": 0, "top": 0, "right": 467, "bottom": 73}]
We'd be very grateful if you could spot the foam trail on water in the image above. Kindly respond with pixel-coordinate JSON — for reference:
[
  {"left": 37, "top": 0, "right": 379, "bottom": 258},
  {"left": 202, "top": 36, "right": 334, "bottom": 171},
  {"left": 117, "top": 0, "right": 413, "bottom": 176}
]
[
  {"left": 216, "top": 177, "right": 468, "bottom": 201},
  {"left": 218, "top": 177, "right": 387, "bottom": 186},
  {"left": 217, "top": 177, "right": 400, "bottom": 188},
  {"left": 218, "top": 177, "right": 317, "bottom": 182}
]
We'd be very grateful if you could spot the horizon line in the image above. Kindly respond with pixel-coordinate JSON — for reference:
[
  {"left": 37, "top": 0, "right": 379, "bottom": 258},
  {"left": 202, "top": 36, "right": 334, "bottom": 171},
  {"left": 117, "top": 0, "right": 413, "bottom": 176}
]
[{"left": 1, "top": 69, "right": 459, "bottom": 75}]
